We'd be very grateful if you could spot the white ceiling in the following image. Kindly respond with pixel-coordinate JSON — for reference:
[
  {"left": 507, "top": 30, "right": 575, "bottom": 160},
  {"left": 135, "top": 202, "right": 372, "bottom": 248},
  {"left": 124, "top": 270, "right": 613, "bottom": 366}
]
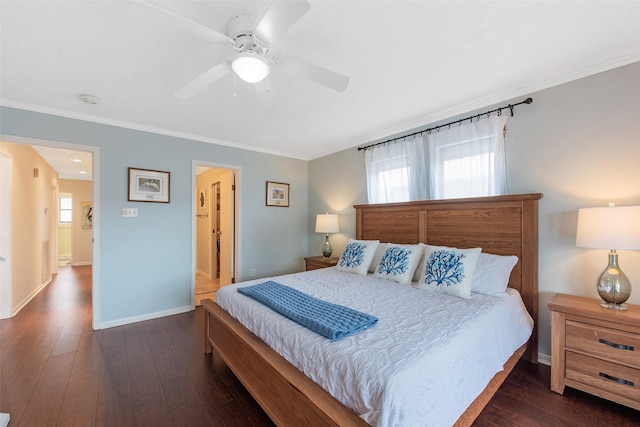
[
  {"left": 32, "top": 146, "right": 93, "bottom": 181},
  {"left": 2, "top": 1, "right": 640, "bottom": 172}
]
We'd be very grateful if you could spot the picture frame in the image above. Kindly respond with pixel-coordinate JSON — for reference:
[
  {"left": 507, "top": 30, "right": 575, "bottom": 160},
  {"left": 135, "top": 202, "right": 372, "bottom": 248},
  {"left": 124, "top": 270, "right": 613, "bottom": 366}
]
[
  {"left": 197, "top": 186, "right": 207, "bottom": 214},
  {"left": 81, "top": 201, "right": 92, "bottom": 229},
  {"left": 128, "top": 167, "right": 170, "bottom": 203},
  {"left": 266, "top": 181, "right": 289, "bottom": 207}
]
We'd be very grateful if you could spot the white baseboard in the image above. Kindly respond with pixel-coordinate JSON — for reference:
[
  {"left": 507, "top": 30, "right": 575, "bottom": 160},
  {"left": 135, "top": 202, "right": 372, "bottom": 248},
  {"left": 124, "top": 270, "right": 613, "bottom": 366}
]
[
  {"left": 97, "top": 305, "right": 193, "bottom": 329},
  {"left": 537, "top": 352, "right": 551, "bottom": 366},
  {"left": 70, "top": 261, "right": 92, "bottom": 266},
  {"left": 12, "top": 277, "right": 52, "bottom": 316}
]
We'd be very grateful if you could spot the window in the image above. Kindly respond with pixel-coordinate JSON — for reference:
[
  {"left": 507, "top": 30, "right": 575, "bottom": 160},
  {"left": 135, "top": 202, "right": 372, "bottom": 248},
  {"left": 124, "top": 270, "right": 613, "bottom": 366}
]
[
  {"left": 371, "top": 155, "right": 411, "bottom": 203},
  {"left": 428, "top": 115, "right": 507, "bottom": 199},
  {"left": 365, "top": 115, "right": 507, "bottom": 203},
  {"left": 59, "top": 195, "right": 72, "bottom": 223},
  {"left": 365, "top": 135, "right": 427, "bottom": 204},
  {"left": 437, "top": 137, "right": 496, "bottom": 199}
]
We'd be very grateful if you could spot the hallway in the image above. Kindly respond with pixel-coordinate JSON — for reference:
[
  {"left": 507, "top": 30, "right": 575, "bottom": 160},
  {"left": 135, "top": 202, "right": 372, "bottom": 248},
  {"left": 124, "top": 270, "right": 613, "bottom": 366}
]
[{"left": 0, "top": 266, "right": 272, "bottom": 426}]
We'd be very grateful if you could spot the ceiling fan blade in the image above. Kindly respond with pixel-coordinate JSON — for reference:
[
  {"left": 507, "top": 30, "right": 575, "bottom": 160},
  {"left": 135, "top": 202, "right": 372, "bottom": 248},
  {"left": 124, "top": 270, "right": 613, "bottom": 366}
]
[
  {"left": 174, "top": 62, "right": 232, "bottom": 99},
  {"left": 254, "top": 0, "right": 311, "bottom": 46},
  {"left": 275, "top": 57, "right": 349, "bottom": 92},
  {"left": 254, "top": 78, "right": 277, "bottom": 118},
  {"left": 128, "top": 1, "right": 232, "bottom": 45}
]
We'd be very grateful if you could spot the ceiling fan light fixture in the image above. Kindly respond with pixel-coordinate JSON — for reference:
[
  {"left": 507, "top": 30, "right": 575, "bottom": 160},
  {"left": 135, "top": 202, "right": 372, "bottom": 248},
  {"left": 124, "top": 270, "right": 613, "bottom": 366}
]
[{"left": 232, "top": 53, "right": 270, "bottom": 83}]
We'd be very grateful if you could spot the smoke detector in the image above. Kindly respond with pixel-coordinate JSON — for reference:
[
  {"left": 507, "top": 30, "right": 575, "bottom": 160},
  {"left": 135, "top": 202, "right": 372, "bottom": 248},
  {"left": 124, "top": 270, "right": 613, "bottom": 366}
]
[{"left": 79, "top": 94, "right": 100, "bottom": 105}]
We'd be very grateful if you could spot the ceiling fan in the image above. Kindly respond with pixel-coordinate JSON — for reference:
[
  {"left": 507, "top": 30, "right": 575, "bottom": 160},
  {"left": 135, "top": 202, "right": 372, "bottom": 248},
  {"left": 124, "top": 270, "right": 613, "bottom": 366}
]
[{"left": 128, "top": 0, "right": 349, "bottom": 109}]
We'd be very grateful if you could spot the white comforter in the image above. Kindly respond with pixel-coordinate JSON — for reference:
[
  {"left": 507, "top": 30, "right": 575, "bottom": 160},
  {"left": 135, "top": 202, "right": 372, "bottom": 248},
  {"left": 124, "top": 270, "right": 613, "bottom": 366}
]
[{"left": 216, "top": 268, "right": 533, "bottom": 427}]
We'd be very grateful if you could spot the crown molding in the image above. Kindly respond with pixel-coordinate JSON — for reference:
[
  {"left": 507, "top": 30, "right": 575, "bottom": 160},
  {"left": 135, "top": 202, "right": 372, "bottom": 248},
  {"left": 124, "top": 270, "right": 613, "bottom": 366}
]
[{"left": 0, "top": 100, "right": 308, "bottom": 161}]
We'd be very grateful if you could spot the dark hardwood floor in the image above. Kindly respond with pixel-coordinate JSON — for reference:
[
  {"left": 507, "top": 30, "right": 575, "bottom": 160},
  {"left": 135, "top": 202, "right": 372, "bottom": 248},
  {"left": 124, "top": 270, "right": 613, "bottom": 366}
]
[{"left": 1, "top": 266, "right": 638, "bottom": 426}]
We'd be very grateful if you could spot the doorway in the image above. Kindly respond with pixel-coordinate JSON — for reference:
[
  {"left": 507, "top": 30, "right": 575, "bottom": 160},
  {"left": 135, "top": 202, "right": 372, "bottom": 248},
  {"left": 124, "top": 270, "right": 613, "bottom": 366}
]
[
  {"left": 0, "top": 136, "right": 99, "bottom": 327},
  {"left": 58, "top": 192, "right": 73, "bottom": 267},
  {"left": 194, "top": 163, "right": 238, "bottom": 306}
]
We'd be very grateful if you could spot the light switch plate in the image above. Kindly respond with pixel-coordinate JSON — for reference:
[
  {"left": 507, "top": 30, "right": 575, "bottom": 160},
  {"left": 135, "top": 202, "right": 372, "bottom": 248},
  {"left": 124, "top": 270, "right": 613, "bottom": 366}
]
[{"left": 122, "top": 208, "right": 138, "bottom": 217}]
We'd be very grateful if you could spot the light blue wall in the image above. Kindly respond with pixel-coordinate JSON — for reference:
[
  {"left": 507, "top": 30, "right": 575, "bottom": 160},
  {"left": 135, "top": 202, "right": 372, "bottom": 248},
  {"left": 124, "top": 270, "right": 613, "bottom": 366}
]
[
  {"left": 1, "top": 107, "right": 308, "bottom": 326},
  {"left": 308, "top": 147, "right": 367, "bottom": 257},
  {"left": 308, "top": 61, "right": 640, "bottom": 360}
]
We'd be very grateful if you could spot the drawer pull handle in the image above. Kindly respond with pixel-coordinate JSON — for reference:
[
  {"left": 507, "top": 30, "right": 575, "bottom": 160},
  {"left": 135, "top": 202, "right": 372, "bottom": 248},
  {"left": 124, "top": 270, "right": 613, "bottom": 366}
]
[
  {"left": 599, "top": 338, "right": 634, "bottom": 351},
  {"left": 599, "top": 372, "right": 634, "bottom": 387}
]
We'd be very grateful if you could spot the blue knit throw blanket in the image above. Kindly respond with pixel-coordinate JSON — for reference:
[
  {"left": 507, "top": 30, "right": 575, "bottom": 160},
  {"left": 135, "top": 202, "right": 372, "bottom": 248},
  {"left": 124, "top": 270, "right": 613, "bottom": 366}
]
[{"left": 238, "top": 281, "right": 378, "bottom": 341}]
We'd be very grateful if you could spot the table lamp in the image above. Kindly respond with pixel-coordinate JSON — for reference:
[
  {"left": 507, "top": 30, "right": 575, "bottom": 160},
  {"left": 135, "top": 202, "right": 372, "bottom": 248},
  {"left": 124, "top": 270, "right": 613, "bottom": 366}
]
[
  {"left": 576, "top": 204, "right": 640, "bottom": 310},
  {"left": 315, "top": 213, "right": 339, "bottom": 258}
]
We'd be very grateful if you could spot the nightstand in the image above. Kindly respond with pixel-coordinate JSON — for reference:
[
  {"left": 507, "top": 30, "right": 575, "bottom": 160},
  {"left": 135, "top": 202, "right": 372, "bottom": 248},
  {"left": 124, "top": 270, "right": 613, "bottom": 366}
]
[
  {"left": 548, "top": 293, "right": 640, "bottom": 410},
  {"left": 304, "top": 256, "right": 339, "bottom": 271}
]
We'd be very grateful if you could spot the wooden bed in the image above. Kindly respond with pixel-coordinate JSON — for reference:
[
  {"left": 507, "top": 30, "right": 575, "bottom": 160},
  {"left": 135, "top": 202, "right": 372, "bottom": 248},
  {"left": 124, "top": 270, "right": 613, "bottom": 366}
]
[{"left": 202, "top": 193, "right": 542, "bottom": 426}]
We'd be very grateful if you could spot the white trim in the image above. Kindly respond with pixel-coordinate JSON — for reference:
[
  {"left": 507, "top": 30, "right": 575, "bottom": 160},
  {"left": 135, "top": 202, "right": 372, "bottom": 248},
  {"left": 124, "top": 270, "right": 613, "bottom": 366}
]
[
  {"left": 3, "top": 54, "right": 640, "bottom": 162},
  {"left": 0, "top": 148, "right": 12, "bottom": 319},
  {"left": 191, "top": 160, "right": 242, "bottom": 309},
  {"left": 12, "top": 277, "right": 52, "bottom": 317},
  {"left": 97, "top": 305, "right": 192, "bottom": 330},
  {"left": 70, "top": 261, "right": 92, "bottom": 267},
  {"left": 538, "top": 352, "right": 551, "bottom": 367},
  {"left": 0, "top": 134, "right": 101, "bottom": 329},
  {"left": 359, "top": 53, "right": 640, "bottom": 151},
  {"left": 0, "top": 100, "right": 306, "bottom": 161}
]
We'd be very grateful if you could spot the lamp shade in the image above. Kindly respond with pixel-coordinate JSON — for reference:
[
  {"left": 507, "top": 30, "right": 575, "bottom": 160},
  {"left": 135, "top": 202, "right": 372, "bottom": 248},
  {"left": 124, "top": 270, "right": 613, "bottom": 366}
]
[
  {"left": 231, "top": 52, "right": 270, "bottom": 83},
  {"left": 576, "top": 205, "right": 640, "bottom": 250},
  {"left": 315, "top": 214, "right": 339, "bottom": 234}
]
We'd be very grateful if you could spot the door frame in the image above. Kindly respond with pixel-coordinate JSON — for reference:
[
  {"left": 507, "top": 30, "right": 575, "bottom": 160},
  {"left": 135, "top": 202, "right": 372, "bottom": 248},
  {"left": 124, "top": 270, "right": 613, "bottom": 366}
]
[
  {"left": 210, "top": 181, "right": 220, "bottom": 280},
  {"left": 0, "top": 148, "right": 12, "bottom": 319},
  {"left": 0, "top": 134, "right": 100, "bottom": 328},
  {"left": 191, "top": 160, "right": 240, "bottom": 308}
]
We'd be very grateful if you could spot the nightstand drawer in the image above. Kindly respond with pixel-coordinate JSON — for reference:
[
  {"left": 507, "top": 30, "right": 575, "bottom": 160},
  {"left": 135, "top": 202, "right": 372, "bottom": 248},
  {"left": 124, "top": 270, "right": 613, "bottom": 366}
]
[
  {"left": 566, "top": 351, "right": 640, "bottom": 401},
  {"left": 566, "top": 320, "right": 640, "bottom": 368},
  {"left": 304, "top": 256, "right": 339, "bottom": 271}
]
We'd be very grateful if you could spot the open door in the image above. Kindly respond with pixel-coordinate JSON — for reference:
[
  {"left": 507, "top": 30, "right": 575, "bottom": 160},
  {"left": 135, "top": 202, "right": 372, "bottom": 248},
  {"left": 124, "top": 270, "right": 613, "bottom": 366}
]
[{"left": 218, "top": 170, "right": 235, "bottom": 286}]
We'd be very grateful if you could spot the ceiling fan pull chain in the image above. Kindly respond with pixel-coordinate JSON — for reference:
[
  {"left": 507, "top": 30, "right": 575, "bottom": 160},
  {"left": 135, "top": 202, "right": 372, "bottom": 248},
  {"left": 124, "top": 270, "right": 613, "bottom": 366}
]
[{"left": 233, "top": 74, "right": 237, "bottom": 98}]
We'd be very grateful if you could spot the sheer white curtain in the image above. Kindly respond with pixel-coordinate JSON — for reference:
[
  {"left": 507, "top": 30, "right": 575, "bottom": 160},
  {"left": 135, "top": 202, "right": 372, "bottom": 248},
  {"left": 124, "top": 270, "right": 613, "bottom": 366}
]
[
  {"left": 427, "top": 114, "right": 508, "bottom": 199},
  {"left": 365, "top": 134, "right": 427, "bottom": 204}
]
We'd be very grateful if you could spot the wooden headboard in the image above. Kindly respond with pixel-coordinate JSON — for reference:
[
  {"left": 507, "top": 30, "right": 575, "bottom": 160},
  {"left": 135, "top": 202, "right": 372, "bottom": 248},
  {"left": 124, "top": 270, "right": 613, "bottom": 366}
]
[{"left": 355, "top": 193, "right": 542, "bottom": 362}]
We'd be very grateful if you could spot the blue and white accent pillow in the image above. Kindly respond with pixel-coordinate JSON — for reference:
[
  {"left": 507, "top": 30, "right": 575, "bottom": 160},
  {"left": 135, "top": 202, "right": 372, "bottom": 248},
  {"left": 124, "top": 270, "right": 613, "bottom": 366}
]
[
  {"left": 373, "top": 244, "right": 423, "bottom": 284},
  {"left": 336, "top": 239, "right": 380, "bottom": 276},
  {"left": 415, "top": 245, "right": 481, "bottom": 299}
]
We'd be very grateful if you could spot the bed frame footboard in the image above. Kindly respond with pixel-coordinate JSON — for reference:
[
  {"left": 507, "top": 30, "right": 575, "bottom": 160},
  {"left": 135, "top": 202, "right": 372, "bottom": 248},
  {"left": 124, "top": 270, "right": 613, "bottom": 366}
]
[{"left": 202, "top": 298, "right": 369, "bottom": 427}]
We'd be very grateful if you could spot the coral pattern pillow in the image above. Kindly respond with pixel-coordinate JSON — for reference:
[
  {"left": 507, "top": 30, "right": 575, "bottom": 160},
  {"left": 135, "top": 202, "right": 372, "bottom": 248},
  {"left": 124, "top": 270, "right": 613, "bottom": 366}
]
[
  {"left": 373, "top": 244, "right": 423, "bottom": 284},
  {"left": 416, "top": 245, "right": 481, "bottom": 299},
  {"left": 336, "top": 239, "right": 380, "bottom": 276}
]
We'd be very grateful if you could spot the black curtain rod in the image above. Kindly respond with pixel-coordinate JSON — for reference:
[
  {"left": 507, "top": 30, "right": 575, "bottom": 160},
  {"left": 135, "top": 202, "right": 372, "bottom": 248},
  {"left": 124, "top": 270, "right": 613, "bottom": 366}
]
[{"left": 357, "top": 97, "right": 533, "bottom": 152}]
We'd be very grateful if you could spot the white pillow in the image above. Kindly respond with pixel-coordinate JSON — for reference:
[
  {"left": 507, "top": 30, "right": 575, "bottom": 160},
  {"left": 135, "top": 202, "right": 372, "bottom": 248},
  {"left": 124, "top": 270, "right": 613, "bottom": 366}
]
[
  {"left": 471, "top": 252, "right": 518, "bottom": 298},
  {"left": 336, "top": 239, "right": 380, "bottom": 275},
  {"left": 412, "top": 242, "right": 427, "bottom": 282},
  {"left": 368, "top": 243, "right": 390, "bottom": 273},
  {"left": 373, "top": 244, "right": 424, "bottom": 284},
  {"left": 415, "top": 245, "right": 481, "bottom": 299}
]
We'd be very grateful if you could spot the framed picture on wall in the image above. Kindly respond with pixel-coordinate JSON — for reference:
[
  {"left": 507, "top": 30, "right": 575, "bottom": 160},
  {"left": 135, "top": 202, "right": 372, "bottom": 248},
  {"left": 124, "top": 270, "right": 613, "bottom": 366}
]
[
  {"left": 266, "top": 181, "right": 289, "bottom": 207},
  {"left": 128, "top": 167, "right": 170, "bottom": 203},
  {"left": 197, "top": 186, "right": 207, "bottom": 214},
  {"left": 81, "top": 202, "right": 92, "bottom": 229}
]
